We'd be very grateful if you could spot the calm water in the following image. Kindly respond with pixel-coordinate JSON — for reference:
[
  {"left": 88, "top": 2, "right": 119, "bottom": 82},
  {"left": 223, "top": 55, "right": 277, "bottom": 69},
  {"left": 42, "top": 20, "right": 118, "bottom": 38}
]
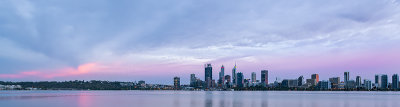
[{"left": 1, "top": 91, "right": 400, "bottom": 107}]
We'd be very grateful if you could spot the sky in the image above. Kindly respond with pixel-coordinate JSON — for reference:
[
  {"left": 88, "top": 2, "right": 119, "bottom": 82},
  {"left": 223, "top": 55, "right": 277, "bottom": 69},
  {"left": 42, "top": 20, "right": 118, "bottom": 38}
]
[{"left": 1, "top": 0, "right": 400, "bottom": 84}]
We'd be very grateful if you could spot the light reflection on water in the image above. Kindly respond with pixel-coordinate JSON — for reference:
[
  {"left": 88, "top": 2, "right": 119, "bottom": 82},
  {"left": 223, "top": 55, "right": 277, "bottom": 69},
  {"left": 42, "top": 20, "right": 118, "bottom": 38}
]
[{"left": 0, "top": 91, "right": 400, "bottom": 107}]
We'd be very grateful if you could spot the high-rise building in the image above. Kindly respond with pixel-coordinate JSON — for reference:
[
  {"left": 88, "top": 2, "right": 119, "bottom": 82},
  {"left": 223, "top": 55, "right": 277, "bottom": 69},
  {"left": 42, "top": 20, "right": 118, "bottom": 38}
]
[
  {"left": 251, "top": 72, "right": 256, "bottom": 83},
  {"left": 356, "top": 76, "right": 362, "bottom": 87},
  {"left": 190, "top": 74, "right": 196, "bottom": 87},
  {"left": 174, "top": 77, "right": 180, "bottom": 89},
  {"left": 392, "top": 74, "right": 399, "bottom": 89},
  {"left": 329, "top": 77, "right": 340, "bottom": 84},
  {"left": 212, "top": 80, "right": 216, "bottom": 88},
  {"left": 204, "top": 64, "right": 212, "bottom": 88},
  {"left": 225, "top": 75, "right": 231, "bottom": 88},
  {"left": 311, "top": 74, "right": 319, "bottom": 84},
  {"left": 236, "top": 72, "right": 244, "bottom": 88},
  {"left": 306, "top": 79, "right": 317, "bottom": 86},
  {"left": 318, "top": 80, "right": 331, "bottom": 90},
  {"left": 288, "top": 79, "right": 298, "bottom": 88},
  {"left": 232, "top": 63, "right": 237, "bottom": 86},
  {"left": 346, "top": 80, "right": 356, "bottom": 89},
  {"left": 218, "top": 65, "right": 225, "bottom": 85},
  {"left": 375, "top": 74, "right": 381, "bottom": 88},
  {"left": 344, "top": 72, "right": 350, "bottom": 84},
  {"left": 381, "top": 74, "right": 388, "bottom": 89},
  {"left": 282, "top": 79, "right": 289, "bottom": 88},
  {"left": 261, "top": 70, "right": 268, "bottom": 86},
  {"left": 329, "top": 77, "right": 340, "bottom": 89},
  {"left": 364, "top": 79, "right": 372, "bottom": 90},
  {"left": 298, "top": 76, "right": 304, "bottom": 86},
  {"left": 244, "top": 79, "right": 250, "bottom": 87}
]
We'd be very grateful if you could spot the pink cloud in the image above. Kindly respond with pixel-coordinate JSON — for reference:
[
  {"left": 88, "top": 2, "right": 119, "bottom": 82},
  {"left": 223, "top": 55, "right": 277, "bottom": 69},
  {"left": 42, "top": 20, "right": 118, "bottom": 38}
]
[{"left": 0, "top": 63, "right": 105, "bottom": 79}]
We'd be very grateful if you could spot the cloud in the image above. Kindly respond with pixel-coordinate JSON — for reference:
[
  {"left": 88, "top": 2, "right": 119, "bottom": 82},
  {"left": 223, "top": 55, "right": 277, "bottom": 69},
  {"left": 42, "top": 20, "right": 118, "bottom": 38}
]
[
  {"left": 0, "top": 63, "right": 101, "bottom": 79},
  {"left": 0, "top": 0, "right": 400, "bottom": 82}
]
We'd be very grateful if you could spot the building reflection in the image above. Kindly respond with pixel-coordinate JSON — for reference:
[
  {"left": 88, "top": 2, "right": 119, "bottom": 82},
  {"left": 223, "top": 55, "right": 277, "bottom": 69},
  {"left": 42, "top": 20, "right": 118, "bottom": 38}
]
[
  {"left": 219, "top": 92, "right": 226, "bottom": 107},
  {"left": 261, "top": 92, "right": 268, "bottom": 107},
  {"left": 190, "top": 92, "right": 199, "bottom": 107},
  {"left": 233, "top": 94, "right": 243, "bottom": 107},
  {"left": 205, "top": 92, "right": 213, "bottom": 107}
]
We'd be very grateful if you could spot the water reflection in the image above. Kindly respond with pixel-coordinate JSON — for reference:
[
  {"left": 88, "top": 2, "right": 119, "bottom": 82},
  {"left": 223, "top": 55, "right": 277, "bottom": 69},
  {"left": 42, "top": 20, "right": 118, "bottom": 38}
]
[
  {"left": 219, "top": 92, "right": 226, "bottom": 107},
  {"left": 232, "top": 92, "right": 243, "bottom": 107},
  {"left": 205, "top": 92, "right": 213, "bottom": 107},
  {"left": 78, "top": 93, "right": 92, "bottom": 107},
  {"left": 1, "top": 91, "right": 400, "bottom": 107},
  {"left": 261, "top": 92, "right": 268, "bottom": 107}
]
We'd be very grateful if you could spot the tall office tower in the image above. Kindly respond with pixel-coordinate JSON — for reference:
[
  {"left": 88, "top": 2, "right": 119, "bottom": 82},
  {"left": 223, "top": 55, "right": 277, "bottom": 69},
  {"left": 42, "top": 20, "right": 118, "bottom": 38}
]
[
  {"left": 190, "top": 74, "right": 196, "bottom": 87},
  {"left": 364, "top": 79, "right": 372, "bottom": 90},
  {"left": 298, "top": 76, "right": 304, "bottom": 86},
  {"left": 251, "top": 72, "right": 256, "bottom": 83},
  {"left": 392, "top": 74, "right": 399, "bottom": 89},
  {"left": 375, "top": 74, "right": 381, "bottom": 88},
  {"left": 244, "top": 79, "right": 250, "bottom": 87},
  {"left": 381, "top": 74, "right": 388, "bottom": 89},
  {"left": 174, "top": 77, "right": 180, "bottom": 89},
  {"left": 306, "top": 79, "right": 317, "bottom": 86},
  {"left": 356, "top": 76, "right": 362, "bottom": 87},
  {"left": 204, "top": 64, "right": 213, "bottom": 88},
  {"left": 281, "top": 79, "right": 289, "bottom": 88},
  {"left": 288, "top": 79, "right": 299, "bottom": 88},
  {"left": 329, "top": 77, "right": 340, "bottom": 89},
  {"left": 212, "top": 80, "right": 216, "bottom": 88},
  {"left": 344, "top": 72, "right": 350, "bottom": 84},
  {"left": 329, "top": 77, "right": 340, "bottom": 84},
  {"left": 225, "top": 75, "right": 231, "bottom": 87},
  {"left": 318, "top": 80, "right": 331, "bottom": 90},
  {"left": 232, "top": 63, "right": 237, "bottom": 86},
  {"left": 218, "top": 65, "right": 225, "bottom": 85},
  {"left": 261, "top": 70, "right": 268, "bottom": 86},
  {"left": 311, "top": 74, "right": 319, "bottom": 83},
  {"left": 237, "top": 72, "right": 244, "bottom": 88}
]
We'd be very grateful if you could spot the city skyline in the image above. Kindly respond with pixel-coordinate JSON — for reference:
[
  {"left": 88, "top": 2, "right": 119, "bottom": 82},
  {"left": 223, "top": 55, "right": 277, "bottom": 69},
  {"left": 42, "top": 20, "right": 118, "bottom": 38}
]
[
  {"left": 1, "top": 0, "right": 400, "bottom": 85},
  {"left": 182, "top": 63, "right": 400, "bottom": 90},
  {"left": 187, "top": 63, "right": 400, "bottom": 86}
]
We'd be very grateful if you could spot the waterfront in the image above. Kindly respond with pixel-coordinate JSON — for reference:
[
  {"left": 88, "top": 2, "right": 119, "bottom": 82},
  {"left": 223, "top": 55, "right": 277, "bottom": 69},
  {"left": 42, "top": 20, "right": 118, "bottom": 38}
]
[{"left": 1, "top": 91, "right": 400, "bottom": 107}]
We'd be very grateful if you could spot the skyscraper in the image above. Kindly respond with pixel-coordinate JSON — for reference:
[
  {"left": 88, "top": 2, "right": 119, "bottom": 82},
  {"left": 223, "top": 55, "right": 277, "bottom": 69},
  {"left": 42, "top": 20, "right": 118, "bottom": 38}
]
[
  {"left": 346, "top": 80, "right": 356, "bottom": 89},
  {"left": 225, "top": 75, "right": 231, "bottom": 87},
  {"left": 329, "top": 77, "right": 340, "bottom": 84},
  {"left": 392, "top": 74, "right": 399, "bottom": 89},
  {"left": 190, "top": 74, "right": 196, "bottom": 87},
  {"left": 356, "top": 76, "right": 361, "bottom": 87},
  {"left": 381, "top": 74, "right": 388, "bottom": 89},
  {"left": 251, "top": 72, "right": 256, "bottom": 83},
  {"left": 311, "top": 74, "right": 319, "bottom": 84},
  {"left": 174, "top": 77, "right": 180, "bottom": 89},
  {"left": 329, "top": 77, "right": 340, "bottom": 89},
  {"left": 306, "top": 79, "right": 317, "bottom": 86},
  {"left": 261, "top": 70, "right": 268, "bottom": 86},
  {"left": 218, "top": 65, "right": 225, "bottom": 85},
  {"left": 288, "top": 79, "right": 298, "bottom": 88},
  {"left": 232, "top": 63, "right": 237, "bottom": 86},
  {"left": 204, "top": 64, "right": 212, "bottom": 88},
  {"left": 364, "top": 79, "right": 372, "bottom": 90},
  {"left": 375, "top": 74, "right": 381, "bottom": 88},
  {"left": 237, "top": 72, "right": 244, "bottom": 88},
  {"left": 318, "top": 80, "right": 331, "bottom": 90},
  {"left": 344, "top": 72, "right": 350, "bottom": 84},
  {"left": 244, "top": 79, "right": 250, "bottom": 87},
  {"left": 298, "top": 76, "right": 304, "bottom": 86}
]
